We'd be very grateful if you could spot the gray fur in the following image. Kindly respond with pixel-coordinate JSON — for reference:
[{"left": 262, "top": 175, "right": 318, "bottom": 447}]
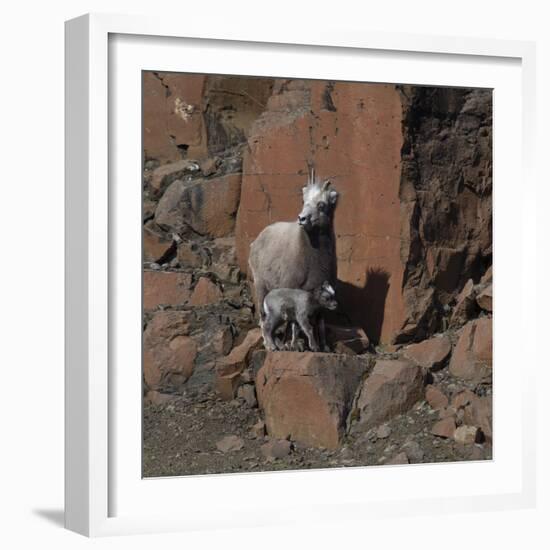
[
  {"left": 248, "top": 172, "right": 339, "bottom": 349},
  {"left": 262, "top": 283, "right": 338, "bottom": 352}
]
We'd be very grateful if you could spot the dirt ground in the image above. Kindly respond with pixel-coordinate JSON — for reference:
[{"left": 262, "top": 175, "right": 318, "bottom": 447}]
[{"left": 142, "top": 360, "right": 492, "bottom": 478}]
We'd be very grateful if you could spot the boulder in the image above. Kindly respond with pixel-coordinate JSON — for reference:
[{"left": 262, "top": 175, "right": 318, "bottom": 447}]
[
  {"left": 155, "top": 174, "right": 242, "bottom": 238},
  {"left": 237, "top": 384, "right": 257, "bottom": 408},
  {"left": 216, "top": 328, "right": 263, "bottom": 377},
  {"left": 386, "top": 452, "right": 409, "bottom": 465},
  {"left": 463, "top": 395, "right": 492, "bottom": 441},
  {"left": 425, "top": 385, "right": 449, "bottom": 410},
  {"left": 215, "top": 371, "right": 242, "bottom": 401},
  {"left": 353, "top": 359, "right": 424, "bottom": 430},
  {"left": 143, "top": 271, "right": 192, "bottom": 310},
  {"left": 401, "top": 440, "right": 424, "bottom": 463},
  {"left": 144, "top": 390, "right": 176, "bottom": 406},
  {"left": 198, "top": 157, "right": 219, "bottom": 176},
  {"left": 250, "top": 419, "right": 266, "bottom": 439},
  {"left": 261, "top": 439, "right": 292, "bottom": 460},
  {"left": 438, "top": 406, "right": 457, "bottom": 420},
  {"left": 376, "top": 424, "right": 392, "bottom": 439},
  {"left": 216, "top": 435, "right": 244, "bottom": 453},
  {"left": 480, "top": 266, "right": 493, "bottom": 285},
  {"left": 431, "top": 417, "right": 456, "bottom": 438},
  {"left": 449, "top": 318, "right": 492, "bottom": 383},
  {"left": 402, "top": 334, "right": 452, "bottom": 370},
  {"left": 176, "top": 241, "right": 204, "bottom": 268},
  {"left": 454, "top": 425, "right": 483, "bottom": 445},
  {"left": 143, "top": 311, "right": 197, "bottom": 389},
  {"left": 143, "top": 224, "right": 176, "bottom": 263},
  {"left": 189, "top": 277, "right": 223, "bottom": 306},
  {"left": 212, "top": 326, "right": 233, "bottom": 356},
  {"left": 450, "top": 279, "right": 478, "bottom": 327},
  {"left": 256, "top": 352, "right": 368, "bottom": 449},
  {"left": 476, "top": 284, "right": 493, "bottom": 312},
  {"left": 149, "top": 159, "right": 201, "bottom": 197},
  {"left": 215, "top": 328, "right": 263, "bottom": 399},
  {"left": 452, "top": 389, "right": 477, "bottom": 409}
]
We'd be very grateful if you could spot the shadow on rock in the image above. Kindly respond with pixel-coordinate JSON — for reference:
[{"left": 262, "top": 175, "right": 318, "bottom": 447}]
[{"left": 332, "top": 267, "right": 390, "bottom": 345}]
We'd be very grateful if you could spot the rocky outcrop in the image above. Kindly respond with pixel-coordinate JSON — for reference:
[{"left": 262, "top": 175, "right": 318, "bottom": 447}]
[
  {"left": 351, "top": 359, "right": 424, "bottom": 430},
  {"left": 397, "top": 87, "right": 492, "bottom": 343},
  {"left": 155, "top": 174, "right": 242, "bottom": 238},
  {"left": 143, "top": 311, "right": 197, "bottom": 389},
  {"left": 449, "top": 318, "right": 492, "bottom": 383},
  {"left": 256, "top": 352, "right": 369, "bottom": 449},
  {"left": 402, "top": 334, "right": 452, "bottom": 370}
]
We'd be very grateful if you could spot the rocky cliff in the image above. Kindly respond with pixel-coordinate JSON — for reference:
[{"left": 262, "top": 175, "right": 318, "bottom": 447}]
[{"left": 141, "top": 72, "right": 492, "bottom": 475}]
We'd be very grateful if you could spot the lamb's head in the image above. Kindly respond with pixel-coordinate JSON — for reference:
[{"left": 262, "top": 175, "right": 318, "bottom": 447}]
[
  {"left": 298, "top": 169, "right": 339, "bottom": 231},
  {"left": 314, "top": 281, "right": 338, "bottom": 311}
]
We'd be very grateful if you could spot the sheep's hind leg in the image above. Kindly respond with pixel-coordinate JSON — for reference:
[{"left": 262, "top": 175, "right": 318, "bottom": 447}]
[
  {"left": 254, "top": 282, "right": 269, "bottom": 341},
  {"left": 298, "top": 317, "right": 320, "bottom": 352}
]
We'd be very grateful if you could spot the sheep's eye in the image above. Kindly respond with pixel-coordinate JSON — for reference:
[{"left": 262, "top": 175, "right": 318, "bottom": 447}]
[{"left": 317, "top": 201, "right": 326, "bottom": 211}]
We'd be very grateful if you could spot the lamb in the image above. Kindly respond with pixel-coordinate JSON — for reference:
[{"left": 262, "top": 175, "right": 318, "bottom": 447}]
[
  {"left": 248, "top": 167, "right": 339, "bottom": 349},
  {"left": 262, "top": 282, "right": 338, "bottom": 352}
]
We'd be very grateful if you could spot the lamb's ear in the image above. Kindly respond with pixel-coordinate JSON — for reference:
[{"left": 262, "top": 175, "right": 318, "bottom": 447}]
[{"left": 328, "top": 189, "right": 339, "bottom": 204}]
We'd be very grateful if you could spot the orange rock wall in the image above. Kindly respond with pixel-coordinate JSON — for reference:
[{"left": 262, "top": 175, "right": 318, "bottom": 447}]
[
  {"left": 143, "top": 72, "right": 207, "bottom": 163},
  {"left": 236, "top": 80, "right": 405, "bottom": 343}
]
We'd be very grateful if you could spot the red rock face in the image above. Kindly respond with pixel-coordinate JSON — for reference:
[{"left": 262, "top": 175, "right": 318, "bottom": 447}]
[
  {"left": 143, "top": 271, "right": 192, "bottom": 310},
  {"left": 155, "top": 174, "right": 242, "bottom": 238},
  {"left": 236, "top": 80, "right": 405, "bottom": 343},
  {"left": 143, "top": 73, "right": 207, "bottom": 163},
  {"left": 188, "top": 277, "right": 223, "bottom": 306}
]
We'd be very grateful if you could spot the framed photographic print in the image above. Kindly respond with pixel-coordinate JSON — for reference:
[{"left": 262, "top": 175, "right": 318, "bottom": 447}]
[{"left": 65, "top": 13, "right": 537, "bottom": 536}]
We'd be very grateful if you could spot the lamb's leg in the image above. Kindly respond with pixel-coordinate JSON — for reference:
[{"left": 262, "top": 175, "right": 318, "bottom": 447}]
[
  {"left": 298, "top": 316, "right": 320, "bottom": 352},
  {"left": 262, "top": 316, "right": 278, "bottom": 351},
  {"left": 290, "top": 322, "right": 299, "bottom": 350}
]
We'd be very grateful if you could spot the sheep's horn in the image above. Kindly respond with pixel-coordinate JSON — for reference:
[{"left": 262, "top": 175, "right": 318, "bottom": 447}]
[
  {"left": 306, "top": 161, "right": 315, "bottom": 186},
  {"left": 322, "top": 179, "right": 331, "bottom": 190}
]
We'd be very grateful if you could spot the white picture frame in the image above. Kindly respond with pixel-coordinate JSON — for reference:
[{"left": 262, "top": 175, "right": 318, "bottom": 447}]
[{"left": 65, "top": 12, "right": 537, "bottom": 537}]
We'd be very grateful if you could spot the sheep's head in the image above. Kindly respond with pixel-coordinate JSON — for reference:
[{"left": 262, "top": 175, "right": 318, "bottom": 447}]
[
  {"left": 298, "top": 168, "right": 339, "bottom": 231},
  {"left": 315, "top": 281, "right": 338, "bottom": 311}
]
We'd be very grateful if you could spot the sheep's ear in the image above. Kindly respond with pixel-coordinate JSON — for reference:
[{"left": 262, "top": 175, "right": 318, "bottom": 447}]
[{"left": 328, "top": 189, "right": 339, "bottom": 204}]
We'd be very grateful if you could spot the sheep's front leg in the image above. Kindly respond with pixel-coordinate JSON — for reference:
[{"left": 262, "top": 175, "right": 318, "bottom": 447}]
[
  {"left": 262, "top": 316, "right": 278, "bottom": 351},
  {"left": 298, "top": 317, "right": 320, "bottom": 352}
]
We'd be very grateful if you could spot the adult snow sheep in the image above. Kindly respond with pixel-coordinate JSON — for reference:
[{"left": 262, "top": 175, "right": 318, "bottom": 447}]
[{"left": 248, "top": 168, "right": 339, "bottom": 349}]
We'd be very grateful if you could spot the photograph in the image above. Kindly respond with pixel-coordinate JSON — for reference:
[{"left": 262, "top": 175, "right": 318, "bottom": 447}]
[{"left": 141, "top": 72, "right": 493, "bottom": 477}]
